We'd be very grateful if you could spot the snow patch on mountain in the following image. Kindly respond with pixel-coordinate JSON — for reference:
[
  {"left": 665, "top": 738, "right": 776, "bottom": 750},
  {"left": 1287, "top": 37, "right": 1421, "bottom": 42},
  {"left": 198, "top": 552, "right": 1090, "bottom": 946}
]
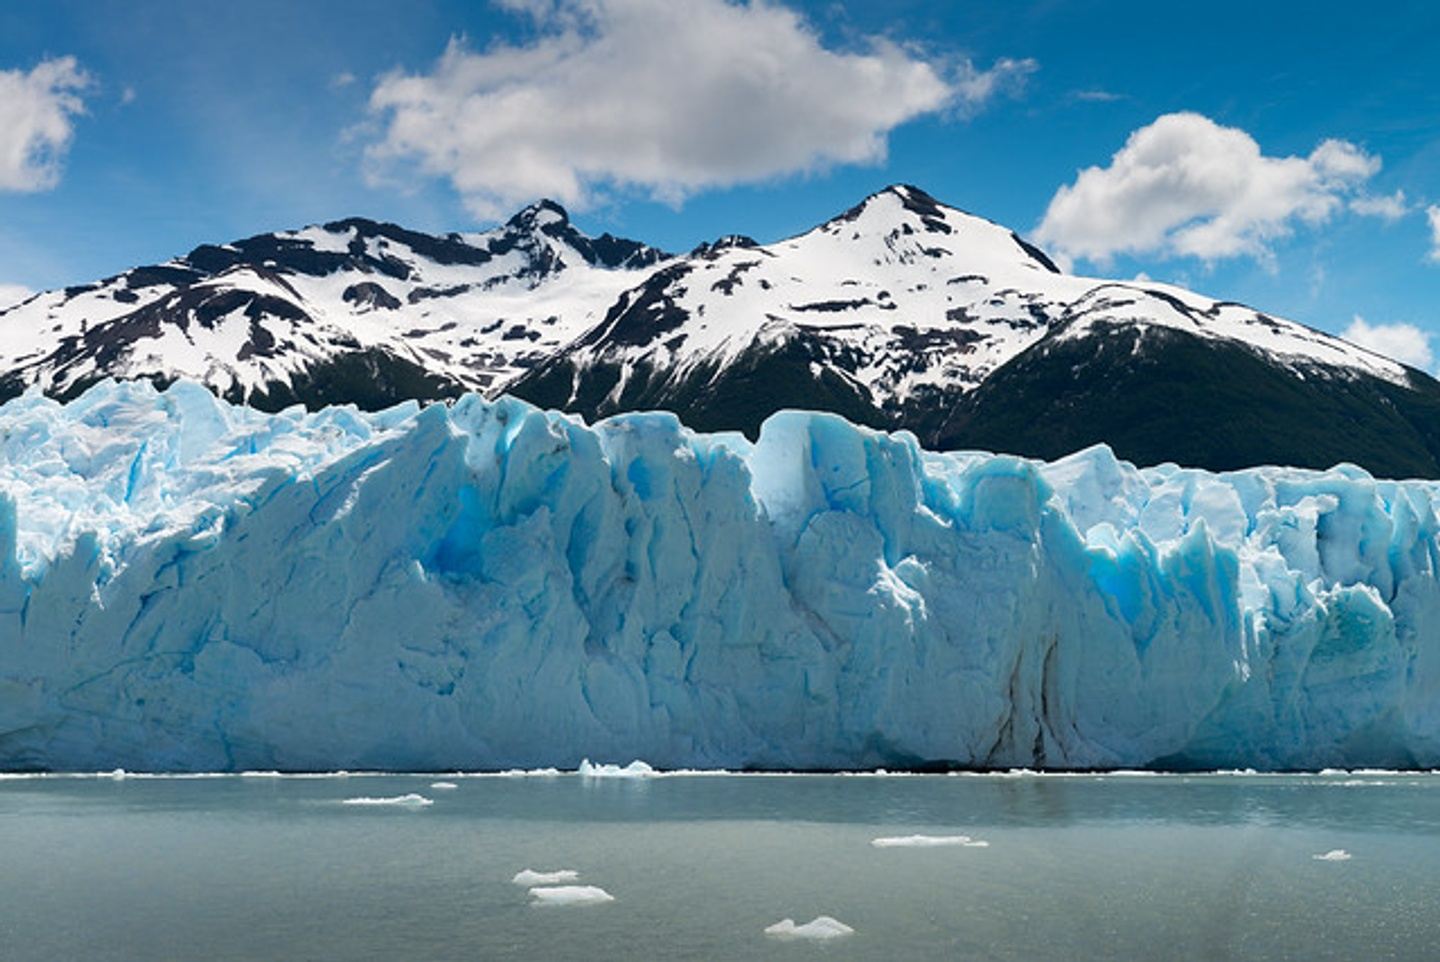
[{"left": 1055, "top": 283, "right": 1408, "bottom": 383}]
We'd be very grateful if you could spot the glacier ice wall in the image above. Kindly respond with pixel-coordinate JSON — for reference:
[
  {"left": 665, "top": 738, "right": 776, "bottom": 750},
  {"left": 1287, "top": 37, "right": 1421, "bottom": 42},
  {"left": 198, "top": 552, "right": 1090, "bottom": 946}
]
[{"left": 1, "top": 381, "right": 1437, "bottom": 771}]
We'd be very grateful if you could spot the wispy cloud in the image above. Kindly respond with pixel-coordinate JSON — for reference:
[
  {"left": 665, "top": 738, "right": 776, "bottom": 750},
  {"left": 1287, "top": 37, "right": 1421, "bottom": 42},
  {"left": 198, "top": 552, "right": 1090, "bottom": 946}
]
[
  {"left": 1428, "top": 205, "right": 1440, "bottom": 263},
  {"left": 1070, "top": 89, "right": 1122, "bottom": 103},
  {"left": 1349, "top": 189, "right": 1408, "bottom": 222},
  {"left": 951, "top": 57, "right": 1037, "bottom": 116},
  {"left": 1035, "top": 112, "right": 1381, "bottom": 269},
  {"left": 363, "top": 0, "right": 1033, "bottom": 217},
  {"left": 0, "top": 56, "right": 91, "bottom": 192}
]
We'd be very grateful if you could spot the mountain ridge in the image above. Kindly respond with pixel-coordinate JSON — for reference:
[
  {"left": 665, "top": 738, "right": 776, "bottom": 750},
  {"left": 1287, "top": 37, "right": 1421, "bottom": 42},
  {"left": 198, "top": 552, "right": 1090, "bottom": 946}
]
[{"left": 4, "top": 184, "right": 1439, "bottom": 477}]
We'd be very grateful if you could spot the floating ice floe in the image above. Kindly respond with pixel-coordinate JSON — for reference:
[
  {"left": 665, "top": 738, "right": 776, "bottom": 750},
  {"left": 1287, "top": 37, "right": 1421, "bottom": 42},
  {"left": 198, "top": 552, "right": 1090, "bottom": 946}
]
[
  {"left": 339, "top": 793, "right": 433, "bottom": 808},
  {"left": 764, "top": 916, "right": 855, "bottom": 940},
  {"left": 429, "top": 781, "right": 459, "bottom": 790},
  {"left": 871, "top": 834, "right": 989, "bottom": 848},
  {"left": 578, "top": 759, "right": 656, "bottom": 779},
  {"left": 1313, "top": 849, "right": 1352, "bottom": 861},
  {"left": 512, "top": 869, "right": 581, "bottom": 887},
  {"left": 529, "top": 885, "right": 615, "bottom": 905}
]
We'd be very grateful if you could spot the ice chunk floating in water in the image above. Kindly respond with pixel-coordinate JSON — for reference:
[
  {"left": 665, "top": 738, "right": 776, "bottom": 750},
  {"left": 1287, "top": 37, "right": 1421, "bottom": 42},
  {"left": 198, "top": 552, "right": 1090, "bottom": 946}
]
[
  {"left": 339, "top": 794, "right": 433, "bottom": 808},
  {"left": 529, "top": 886, "right": 614, "bottom": 906},
  {"left": 513, "top": 869, "right": 581, "bottom": 887},
  {"left": 871, "top": 835, "right": 989, "bottom": 848},
  {"left": 765, "top": 916, "right": 855, "bottom": 940},
  {"left": 1, "top": 380, "right": 1439, "bottom": 772}
]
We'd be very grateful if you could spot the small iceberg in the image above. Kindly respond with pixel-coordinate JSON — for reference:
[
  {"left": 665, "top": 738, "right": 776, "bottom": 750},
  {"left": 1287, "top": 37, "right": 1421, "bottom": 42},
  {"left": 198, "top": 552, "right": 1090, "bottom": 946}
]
[
  {"left": 871, "top": 834, "right": 988, "bottom": 848},
  {"left": 339, "top": 793, "right": 433, "bottom": 808},
  {"left": 578, "top": 759, "right": 656, "bottom": 778},
  {"left": 764, "top": 916, "right": 855, "bottom": 940},
  {"left": 529, "top": 885, "right": 615, "bottom": 906},
  {"left": 512, "top": 869, "right": 581, "bottom": 887},
  {"left": 429, "top": 781, "right": 459, "bottom": 790},
  {"left": 1313, "top": 849, "right": 1352, "bottom": 861}
]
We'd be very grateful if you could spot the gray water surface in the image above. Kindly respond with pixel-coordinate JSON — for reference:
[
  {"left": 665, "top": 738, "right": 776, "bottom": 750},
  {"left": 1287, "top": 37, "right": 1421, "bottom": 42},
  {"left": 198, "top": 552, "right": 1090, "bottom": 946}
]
[{"left": 1, "top": 771, "right": 1437, "bottom": 960}]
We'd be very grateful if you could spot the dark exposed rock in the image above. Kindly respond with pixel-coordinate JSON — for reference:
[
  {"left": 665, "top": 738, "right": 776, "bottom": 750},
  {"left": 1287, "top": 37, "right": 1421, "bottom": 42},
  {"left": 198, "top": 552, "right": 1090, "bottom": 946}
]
[
  {"left": 343, "top": 282, "right": 402, "bottom": 311},
  {"left": 579, "top": 263, "right": 694, "bottom": 349}
]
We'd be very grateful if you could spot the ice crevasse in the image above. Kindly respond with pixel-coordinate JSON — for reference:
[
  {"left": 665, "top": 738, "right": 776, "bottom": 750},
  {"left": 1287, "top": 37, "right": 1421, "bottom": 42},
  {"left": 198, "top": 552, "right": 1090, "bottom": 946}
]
[{"left": 0, "top": 380, "right": 1437, "bottom": 772}]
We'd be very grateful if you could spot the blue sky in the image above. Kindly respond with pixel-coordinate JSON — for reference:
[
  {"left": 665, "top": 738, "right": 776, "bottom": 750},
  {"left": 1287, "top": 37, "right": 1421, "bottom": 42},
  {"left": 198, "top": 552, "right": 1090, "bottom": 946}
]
[{"left": 2, "top": 0, "right": 1438, "bottom": 369}]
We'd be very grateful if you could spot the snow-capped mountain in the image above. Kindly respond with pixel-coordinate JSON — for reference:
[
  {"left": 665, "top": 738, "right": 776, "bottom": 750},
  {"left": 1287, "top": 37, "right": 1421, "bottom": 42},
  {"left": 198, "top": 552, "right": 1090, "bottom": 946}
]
[
  {"left": 0, "top": 200, "right": 667, "bottom": 409},
  {"left": 511, "top": 185, "right": 1440, "bottom": 476},
  {"left": 4, "top": 184, "right": 1439, "bottom": 476},
  {"left": 517, "top": 184, "right": 1088, "bottom": 426}
]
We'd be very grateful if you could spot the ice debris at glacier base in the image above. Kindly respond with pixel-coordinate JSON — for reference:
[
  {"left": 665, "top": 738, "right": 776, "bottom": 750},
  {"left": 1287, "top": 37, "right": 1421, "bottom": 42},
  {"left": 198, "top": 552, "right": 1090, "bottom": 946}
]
[
  {"left": 871, "top": 835, "right": 988, "bottom": 848},
  {"left": 339, "top": 793, "right": 433, "bottom": 808},
  {"left": 0, "top": 379, "right": 1438, "bottom": 773},
  {"left": 578, "top": 759, "right": 656, "bottom": 778}
]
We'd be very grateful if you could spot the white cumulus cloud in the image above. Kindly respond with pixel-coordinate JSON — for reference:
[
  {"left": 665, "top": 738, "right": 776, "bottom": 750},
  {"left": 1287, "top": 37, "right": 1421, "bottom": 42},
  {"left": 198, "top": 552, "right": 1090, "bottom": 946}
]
[
  {"left": 0, "top": 56, "right": 91, "bottom": 192},
  {"left": 0, "top": 283, "right": 35, "bottom": 311},
  {"left": 1341, "top": 316, "right": 1435, "bottom": 373},
  {"left": 1035, "top": 112, "right": 1381, "bottom": 268},
  {"left": 1428, "top": 205, "right": 1440, "bottom": 263},
  {"left": 365, "top": 0, "right": 1025, "bottom": 217}
]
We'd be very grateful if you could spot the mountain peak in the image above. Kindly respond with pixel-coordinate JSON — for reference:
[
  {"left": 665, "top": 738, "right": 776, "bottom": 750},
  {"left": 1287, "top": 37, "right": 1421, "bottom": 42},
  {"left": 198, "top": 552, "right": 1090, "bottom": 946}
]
[
  {"left": 689, "top": 234, "right": 759, "bottom": 259},
  {"left": 883, "top": 182, "right": 941, "bottom": 206},
  {"left": 808, "top": 182, "right": 1062, "bottom": 275},
  {"left": 825, "top": 182, "right": 975, "bottom": 236},
  {"left": 506, "top": 198, "right": 570, "bottom": 231}
]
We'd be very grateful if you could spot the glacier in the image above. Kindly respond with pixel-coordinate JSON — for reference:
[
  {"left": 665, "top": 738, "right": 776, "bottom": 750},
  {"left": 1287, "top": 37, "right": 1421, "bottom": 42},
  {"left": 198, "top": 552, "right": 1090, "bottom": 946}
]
[{"left": 0, "top": 380, "right": 1437, "bottom": 772}]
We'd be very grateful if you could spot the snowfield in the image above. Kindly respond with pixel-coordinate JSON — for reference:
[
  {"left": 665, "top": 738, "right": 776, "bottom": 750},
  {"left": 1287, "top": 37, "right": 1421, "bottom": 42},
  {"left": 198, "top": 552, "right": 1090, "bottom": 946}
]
[{"left": 0, "top": 380, "right": 1437, "bottom": 772}]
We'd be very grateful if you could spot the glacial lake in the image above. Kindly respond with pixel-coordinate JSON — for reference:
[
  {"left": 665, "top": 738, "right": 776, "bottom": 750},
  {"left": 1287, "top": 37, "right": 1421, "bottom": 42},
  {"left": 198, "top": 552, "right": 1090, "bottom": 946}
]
[{"left": 2, "top": 770, "right": 1438, "bottom": 960}]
